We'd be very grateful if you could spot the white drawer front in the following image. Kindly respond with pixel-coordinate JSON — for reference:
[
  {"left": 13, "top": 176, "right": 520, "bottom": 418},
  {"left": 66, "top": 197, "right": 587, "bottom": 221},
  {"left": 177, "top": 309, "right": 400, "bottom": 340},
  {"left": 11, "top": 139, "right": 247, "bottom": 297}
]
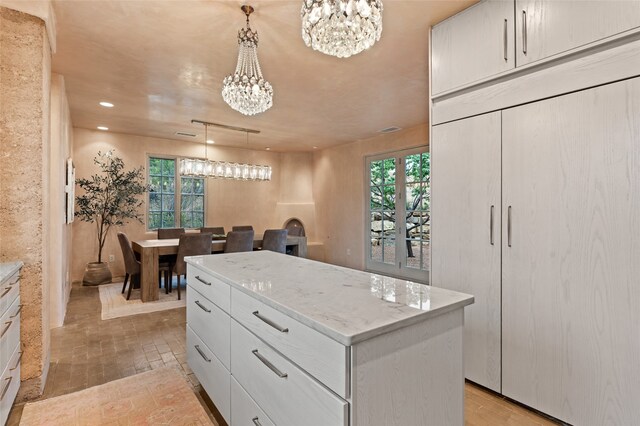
[
  {"left": 0, "top": 297, "right": 20, "bottom": 375},
  {"left": 231, "top": 377, "right": 275, "bottom": 426},
  {"left": 0, "top": 345, "right": 20, "bottom": 426},
  {"left": 232, "top": 288, "right": 348, "bottom": 398},
  {"left": 187, "top": 287, "right": 230, "bottom": 370},
  {"left": 0, "top": 274, "right": 19, "bottom": 319},
  {"left": 187, "top": 265, "right": 230, "bottom": 313},
  {"left": 187, "top": 325, "right": 230, "bottom": 423},
  {"left": 231, "top": 320, "right": 348, "bottom": 426}
]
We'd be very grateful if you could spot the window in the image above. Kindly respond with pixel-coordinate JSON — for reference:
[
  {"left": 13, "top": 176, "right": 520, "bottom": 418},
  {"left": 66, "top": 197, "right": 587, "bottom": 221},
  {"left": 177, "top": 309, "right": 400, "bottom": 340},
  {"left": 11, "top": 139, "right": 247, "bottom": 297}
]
[
  {"left": 148, "top": 157, "right": 205, "bottom": 230},
  {"left": 365, "top": 148, "right": 430, "bottom": 283}
]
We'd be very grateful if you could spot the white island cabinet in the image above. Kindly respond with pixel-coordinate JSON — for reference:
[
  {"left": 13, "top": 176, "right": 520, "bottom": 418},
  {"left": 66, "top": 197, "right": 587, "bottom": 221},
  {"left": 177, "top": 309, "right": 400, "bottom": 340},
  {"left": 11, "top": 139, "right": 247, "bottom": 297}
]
[{"left": 185, "top": 251, "right": 473, "bottom": 426}]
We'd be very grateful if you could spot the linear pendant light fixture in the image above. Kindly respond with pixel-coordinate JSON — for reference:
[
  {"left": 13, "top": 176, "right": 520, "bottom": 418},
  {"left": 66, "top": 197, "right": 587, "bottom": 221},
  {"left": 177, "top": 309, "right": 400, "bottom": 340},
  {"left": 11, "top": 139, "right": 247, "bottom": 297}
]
[
  {"left": 222, "top": 5, "right": 273, "bottom": 116},
  {"left": 179, "top": 120, "right": 272, "bottom": 181}
]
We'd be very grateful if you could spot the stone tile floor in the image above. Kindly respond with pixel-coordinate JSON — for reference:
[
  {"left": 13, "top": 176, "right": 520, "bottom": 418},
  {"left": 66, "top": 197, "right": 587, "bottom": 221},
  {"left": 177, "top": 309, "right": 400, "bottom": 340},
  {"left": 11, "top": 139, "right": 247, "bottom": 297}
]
[{"left": 7, "top": 282, "right": 222, "bottom": 425}]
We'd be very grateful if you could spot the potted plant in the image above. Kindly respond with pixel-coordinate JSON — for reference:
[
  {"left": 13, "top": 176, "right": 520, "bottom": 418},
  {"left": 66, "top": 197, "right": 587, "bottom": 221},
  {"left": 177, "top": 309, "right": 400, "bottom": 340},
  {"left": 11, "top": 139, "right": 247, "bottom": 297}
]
[{"left": 75, "top": 150, "right": 148, "bottom": 285}]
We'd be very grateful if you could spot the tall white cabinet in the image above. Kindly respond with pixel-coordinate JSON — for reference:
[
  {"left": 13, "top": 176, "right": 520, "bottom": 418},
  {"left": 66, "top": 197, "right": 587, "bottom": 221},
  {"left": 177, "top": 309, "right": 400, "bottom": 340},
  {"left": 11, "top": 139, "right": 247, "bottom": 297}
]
[{"left": 431, "top": 1, "right": 640, "bottom": 424}]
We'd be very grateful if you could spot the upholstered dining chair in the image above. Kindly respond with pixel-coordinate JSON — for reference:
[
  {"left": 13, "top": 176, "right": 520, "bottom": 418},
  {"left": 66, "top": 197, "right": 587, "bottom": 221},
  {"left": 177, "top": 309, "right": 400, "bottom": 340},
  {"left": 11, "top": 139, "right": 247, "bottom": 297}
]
[
  {"left": 262, "top": 229, "right": 288, "bottom": 253},
  {"left": 224, "top": 230, "right": 255, "bottom": 253},
  {"left": 200, "top": 227, "right": 225, "bottom": 239},
  {"left": 118, "top": 232, "right": 170, "bottom": 300},
  {"left": 232, "top": 225, "right": 253, "bottom": 232},
  {"left": 157, "top": 227, "right": 185, "bottom": 239},
  {"left": 171, "top": 233, "right": 212, "bottom": 300}
]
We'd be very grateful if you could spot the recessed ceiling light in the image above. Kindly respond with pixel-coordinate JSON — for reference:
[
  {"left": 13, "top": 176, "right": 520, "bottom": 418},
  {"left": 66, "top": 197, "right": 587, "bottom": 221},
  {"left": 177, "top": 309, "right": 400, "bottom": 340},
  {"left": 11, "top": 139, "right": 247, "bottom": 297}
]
[
  {"left": 266, "top": 147, "right": 271, "bottom": 151},
  {"left": 99, "top": 101, "right": 114, "bottom": 108},
  {"left": 97, "top": 126, "right": 109, "bottom": 131},
  {"left": 313, "top": 146, "right": 318, "bottom": 149},
  {"left": 207, "top": 140, "right": 215, "bottom": 144}
]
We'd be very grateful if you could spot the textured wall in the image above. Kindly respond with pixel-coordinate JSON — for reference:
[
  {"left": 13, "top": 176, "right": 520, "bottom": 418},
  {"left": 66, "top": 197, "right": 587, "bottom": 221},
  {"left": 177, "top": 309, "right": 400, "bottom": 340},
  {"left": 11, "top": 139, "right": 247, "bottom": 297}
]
[
  {"left": 71, "top": 129, "right": 317, "bottom": 281},
  {"left": 0, "top": 7, "right": 51, "bottom": 398},
  {"left": 312, "top": 124, "right": 429, "bottom": 270}
]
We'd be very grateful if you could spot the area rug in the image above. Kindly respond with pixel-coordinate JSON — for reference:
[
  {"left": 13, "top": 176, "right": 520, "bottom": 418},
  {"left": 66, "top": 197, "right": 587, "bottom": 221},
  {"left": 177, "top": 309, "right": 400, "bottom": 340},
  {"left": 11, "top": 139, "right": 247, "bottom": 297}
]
[
  {"left": 20, "top": 367, "right": 213, "bottom": 425},
  {"left": 98, "top": 281, "right": 186, "bottom": 320}
]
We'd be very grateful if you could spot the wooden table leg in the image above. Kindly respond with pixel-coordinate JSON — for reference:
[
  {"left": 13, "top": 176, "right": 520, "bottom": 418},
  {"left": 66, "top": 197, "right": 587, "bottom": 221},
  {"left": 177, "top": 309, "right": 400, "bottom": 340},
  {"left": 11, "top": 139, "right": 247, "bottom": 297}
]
[{"left": 140, "top": 246, "right": 159, "bottom": 302}]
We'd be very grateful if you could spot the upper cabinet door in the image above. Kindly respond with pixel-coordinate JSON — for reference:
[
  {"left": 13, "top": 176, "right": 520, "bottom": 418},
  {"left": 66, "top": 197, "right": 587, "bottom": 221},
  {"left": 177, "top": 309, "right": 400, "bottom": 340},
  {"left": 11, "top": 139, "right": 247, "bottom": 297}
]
[
  {"left": 431, "top": 0, "right": 515, "bottom": 96},
  {"left": 516, "top": 0, "right": 640, "bottom": 66}
]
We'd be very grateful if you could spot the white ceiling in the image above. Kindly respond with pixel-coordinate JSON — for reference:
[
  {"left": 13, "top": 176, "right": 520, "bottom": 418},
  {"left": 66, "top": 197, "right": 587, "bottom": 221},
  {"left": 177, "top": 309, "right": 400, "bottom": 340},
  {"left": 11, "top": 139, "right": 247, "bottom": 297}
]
[{"left": 51, "top": 0, "right": 476, "bottom": 152}]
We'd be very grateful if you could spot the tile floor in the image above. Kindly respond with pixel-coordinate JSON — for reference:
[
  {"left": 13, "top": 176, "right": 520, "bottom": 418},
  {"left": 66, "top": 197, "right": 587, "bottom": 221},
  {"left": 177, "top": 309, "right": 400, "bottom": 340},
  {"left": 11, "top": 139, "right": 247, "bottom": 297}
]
[{"left": 7, "top": 282, "right": 558, "bottom": 426}]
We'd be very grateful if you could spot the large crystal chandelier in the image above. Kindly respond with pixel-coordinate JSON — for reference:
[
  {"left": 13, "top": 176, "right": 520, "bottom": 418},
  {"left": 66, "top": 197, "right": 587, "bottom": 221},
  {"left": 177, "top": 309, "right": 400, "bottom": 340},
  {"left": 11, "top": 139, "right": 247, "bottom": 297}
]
[
  {"left": 222, "top": 5, "right": 273, "bottom": 116},
  {"left": 301, "top": 0, "right": 383, "bottom": 58}
]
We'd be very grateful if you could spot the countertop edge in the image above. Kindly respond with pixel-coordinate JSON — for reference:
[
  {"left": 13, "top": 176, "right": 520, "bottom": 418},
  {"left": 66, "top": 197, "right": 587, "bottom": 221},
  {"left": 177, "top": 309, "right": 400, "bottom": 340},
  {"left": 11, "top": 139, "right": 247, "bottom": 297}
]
[{"left": 186, "top": 258, "right": 474, "bottom": 346}]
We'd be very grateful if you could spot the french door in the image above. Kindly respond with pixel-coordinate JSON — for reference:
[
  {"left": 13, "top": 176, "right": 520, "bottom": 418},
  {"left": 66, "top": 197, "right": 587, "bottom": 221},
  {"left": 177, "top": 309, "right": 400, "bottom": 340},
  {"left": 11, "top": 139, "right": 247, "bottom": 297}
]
[{"left": 365, "top": 147, "right": 430, "bottom": 283}]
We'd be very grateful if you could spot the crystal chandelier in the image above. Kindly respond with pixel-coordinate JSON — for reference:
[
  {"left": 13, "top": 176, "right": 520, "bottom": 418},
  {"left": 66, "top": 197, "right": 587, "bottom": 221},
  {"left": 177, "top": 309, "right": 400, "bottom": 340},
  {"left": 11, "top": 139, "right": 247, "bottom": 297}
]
[
  {"left": 222, "top": 5, "right": 273, "bottom": 116},
  {"left": 179, "top": 123, "right": 272, "bottom": 181},
  {"left": 301, "top": 0, "right": 383, "bottom": 58}
]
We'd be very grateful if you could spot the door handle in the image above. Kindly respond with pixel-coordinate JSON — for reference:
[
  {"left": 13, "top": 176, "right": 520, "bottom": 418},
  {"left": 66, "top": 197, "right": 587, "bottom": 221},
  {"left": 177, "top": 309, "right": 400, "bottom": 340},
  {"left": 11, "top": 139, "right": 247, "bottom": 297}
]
[
  {"left": 522, "top": 10, "right": 527, "bottom": 55},
  {"left": 253, "top": 311, "right": 289, "bottom": 333},
  {"left": 507, "top": 205, "right": 512, "bottom": 247},
  {"left": 252, "top": 417, "right": 263, "bottom": 426},
  {"left": 490, "top": 205, "right": 495, "bottom": 246},
  {"left": 194, "top": 300, "right": 211, "bottom": 313},
  {"left": 252, "top": 349, "right": 288, "bottom": 378},
  {"left": 194, "top": 345, "right": 211, "bottom": 363},
  {"left": 503, "top": 19, "right": 508, "bottom": 61},
  {"left": 195, "top": 275, "right": 211, "bottom": 286}
]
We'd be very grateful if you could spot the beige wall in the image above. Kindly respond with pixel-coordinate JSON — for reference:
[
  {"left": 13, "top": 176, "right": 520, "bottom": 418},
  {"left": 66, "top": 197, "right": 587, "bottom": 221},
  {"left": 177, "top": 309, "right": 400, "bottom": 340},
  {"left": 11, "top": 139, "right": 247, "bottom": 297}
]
[
  {"left": 49, "top": 74, "right": 73, "bottom": 328},
  {"left": 71, "top": 129, "right": 317, "bottom": 281},
  {"left": 0, "top": 6, "right": 51, "bottom": 399},
  {"left": 312, "top": 124, "right": 429, "bottom": 270}
]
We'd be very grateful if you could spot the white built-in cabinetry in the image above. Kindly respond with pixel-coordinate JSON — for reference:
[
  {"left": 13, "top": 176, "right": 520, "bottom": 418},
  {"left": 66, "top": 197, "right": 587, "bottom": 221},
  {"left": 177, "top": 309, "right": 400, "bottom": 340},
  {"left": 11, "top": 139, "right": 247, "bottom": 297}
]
[
  {"left": 431, "top": 1, "right": 640, "bottom": 425},
  {"left": 0, "top": 262, "right": 22, "bottom": 426}
]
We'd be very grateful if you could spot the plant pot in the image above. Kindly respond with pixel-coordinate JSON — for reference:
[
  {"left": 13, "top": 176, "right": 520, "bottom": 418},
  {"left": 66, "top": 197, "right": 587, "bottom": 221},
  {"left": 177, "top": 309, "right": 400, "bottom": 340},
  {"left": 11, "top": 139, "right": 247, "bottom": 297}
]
[{"left": 83, "top": 262, "right": 112, "bottom": 286}]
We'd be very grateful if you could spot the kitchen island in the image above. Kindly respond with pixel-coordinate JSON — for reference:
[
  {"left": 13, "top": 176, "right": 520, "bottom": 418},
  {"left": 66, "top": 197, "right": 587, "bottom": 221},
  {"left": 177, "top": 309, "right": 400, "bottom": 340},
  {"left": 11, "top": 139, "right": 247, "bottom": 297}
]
[{"left": 185, "top": 251, "right": 473, "bottom": 426}]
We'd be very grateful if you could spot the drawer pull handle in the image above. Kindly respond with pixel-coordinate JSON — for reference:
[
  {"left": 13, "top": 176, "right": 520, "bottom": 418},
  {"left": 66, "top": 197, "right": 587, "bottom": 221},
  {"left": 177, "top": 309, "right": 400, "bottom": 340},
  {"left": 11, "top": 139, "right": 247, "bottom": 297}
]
[
  {"left": 10, "top": 305, "right": 21, "bottom": 319},
  {"left": 195, "top": 301, "right": 211, "bottom": 313},
  {"left": 252, "top": 417, "right": 263, "bottom": 426},
  {"left": 0, "top": 286, "right": 11, "bottom": 298},
  {"left": 0, "top": 377, "right": 12, "bottom": 400},
  {"left": 252, "top": 311, "right": 289, "bottom": 333},
  {"left": 194, "top": 345, "right": 211, "bottom": 363},
  {"left": 10, "top": 352, "right": 22, "bottom": 371},
  {"left": 0, "top": 321, "right": 11, "bottom": 338},
  {"left": 252, "top": 349, "right": 287, "bottom": 378},
  {"left": 195, "top": 276, "right": 211, "bottom": 286}
]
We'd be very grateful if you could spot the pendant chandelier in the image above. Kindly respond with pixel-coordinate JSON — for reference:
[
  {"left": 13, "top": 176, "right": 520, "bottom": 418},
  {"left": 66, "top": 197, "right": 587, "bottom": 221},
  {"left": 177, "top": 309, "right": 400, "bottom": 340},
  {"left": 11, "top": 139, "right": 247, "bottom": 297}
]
[
  {"left": 222, "top": 5, "right": 273, "bottom": 116},
  {"left": 179, "top": 121, "right": 272, "bottom": 181},
  {"left": 301, "top": 0, "right": 383, "bottom": 58}
]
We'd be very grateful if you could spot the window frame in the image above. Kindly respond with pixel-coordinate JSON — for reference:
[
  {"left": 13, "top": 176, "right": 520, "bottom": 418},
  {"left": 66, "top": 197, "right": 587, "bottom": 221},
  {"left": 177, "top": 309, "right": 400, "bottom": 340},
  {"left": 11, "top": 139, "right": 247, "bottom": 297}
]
[
  {"left": 146, "top": 154, "right": 207, "bottom": 231},
  {"left": 364, "top": 146, "right": 430, "bottom": 284}
]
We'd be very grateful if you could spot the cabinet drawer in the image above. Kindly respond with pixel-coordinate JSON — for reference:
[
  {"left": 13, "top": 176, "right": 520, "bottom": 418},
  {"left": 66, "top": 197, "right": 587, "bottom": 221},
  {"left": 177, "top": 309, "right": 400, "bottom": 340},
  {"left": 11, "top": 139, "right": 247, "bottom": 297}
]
[
  {"left": 0, "top": 297, "right": 20, "bottom": 375},
  {"left": 186, "top": 325, "right": 230, "bottom": 423},
  {"left": 187, "top": 265, "right": 230, "bottom": 314},
  {"left": 0, "top": 345, "right": 20, "bottom": 426},
  {"left": 231, "top": 377, "right": 275, "bottom": 426},
  {"left": 231, "top": 320, "right": 348, "bottom": 426},
  {"left": 232, "top": 288, "right": 348, "bottom": 398},
  {"left": 0, "top": 274, "right": 19, "bottom": 319},
  {"left": 186, "top": 287, "right": 230, "bottom": 370}
]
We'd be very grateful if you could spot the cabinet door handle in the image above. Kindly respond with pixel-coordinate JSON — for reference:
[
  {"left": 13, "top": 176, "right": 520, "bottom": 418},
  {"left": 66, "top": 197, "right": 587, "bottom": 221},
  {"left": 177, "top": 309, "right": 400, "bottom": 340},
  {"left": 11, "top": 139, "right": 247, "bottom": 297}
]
[
  {"left": 522, "top": 10, "right": 527, "bottom": 55},
  {"left": 490, "top": 205, "right": 495, "bottom": 246},
  {"left": 252, "top": 311, "right": 289, "bottom": 333},
  {"left": 194, "top": 301, "right": 211, "bottom": 313},
  {"left": 0, "top": 377, "right": 12, "bottom": 400},
  {"left": 194, "top": 345, "right": 211, "bottom": 363},
  {"left": 503, "top": 19, "right": 508, "bottom": 61},
  {"left": 10, "top": 352, "right": 21, "bottom": 371},
  {"left": 252, "top": 349, "right": 288, "bottom": 378},
  {"left": 252, "top": 417, "right": 263, "bottom": 426},
  {"left": 0, "top": 286, "right": 11, "bottom": 298},
  {"left": 10, "top": 305, "right": 21, "bottom": 319},
  {"left": 0, "top": 321, "right": 11, "bottom": 338},
  {"left": 507, "top": 205, "right": 512, "bottom": 247},
  {"left": 195, "top": 275, "right": 211, "bottom": 286}
]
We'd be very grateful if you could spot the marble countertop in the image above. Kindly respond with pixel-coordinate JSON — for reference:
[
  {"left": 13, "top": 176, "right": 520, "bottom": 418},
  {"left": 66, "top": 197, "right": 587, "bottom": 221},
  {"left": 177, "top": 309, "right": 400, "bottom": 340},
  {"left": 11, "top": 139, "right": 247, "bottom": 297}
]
[
  {"left": 186, "top": 251, "right": 473, "bottom": 345},
  {"left": 0, "top": 261, "right": 23, "bottom": 284}
]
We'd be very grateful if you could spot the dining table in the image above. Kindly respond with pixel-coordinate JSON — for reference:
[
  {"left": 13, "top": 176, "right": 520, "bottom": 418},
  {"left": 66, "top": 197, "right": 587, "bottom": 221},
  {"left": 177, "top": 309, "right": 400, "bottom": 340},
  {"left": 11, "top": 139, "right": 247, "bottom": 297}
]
[{"left": 132, "top": 235, "right": 308, "bottom": 302}]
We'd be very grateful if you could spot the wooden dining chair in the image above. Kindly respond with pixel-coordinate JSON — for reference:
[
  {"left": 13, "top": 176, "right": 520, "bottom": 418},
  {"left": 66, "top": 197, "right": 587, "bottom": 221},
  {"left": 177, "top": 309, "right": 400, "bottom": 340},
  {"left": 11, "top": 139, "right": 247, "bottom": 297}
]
[
  {"left": 262, "top": 229, "right": 288, "bottom": 253},
  {"left": 118, "top": 232, "right": 170, "bottom": 300},
  {"left": 225, "top": 230, "right": 254, "bottom": 253},
  {"left": 157, "top": 227, "right": 185, "bottom": 239},
  {"left": 232, "top": 225, "right": 253, "bottom": 232},
  {"left": 171, "top": 233, "right": 212, "bottom": 300}
]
